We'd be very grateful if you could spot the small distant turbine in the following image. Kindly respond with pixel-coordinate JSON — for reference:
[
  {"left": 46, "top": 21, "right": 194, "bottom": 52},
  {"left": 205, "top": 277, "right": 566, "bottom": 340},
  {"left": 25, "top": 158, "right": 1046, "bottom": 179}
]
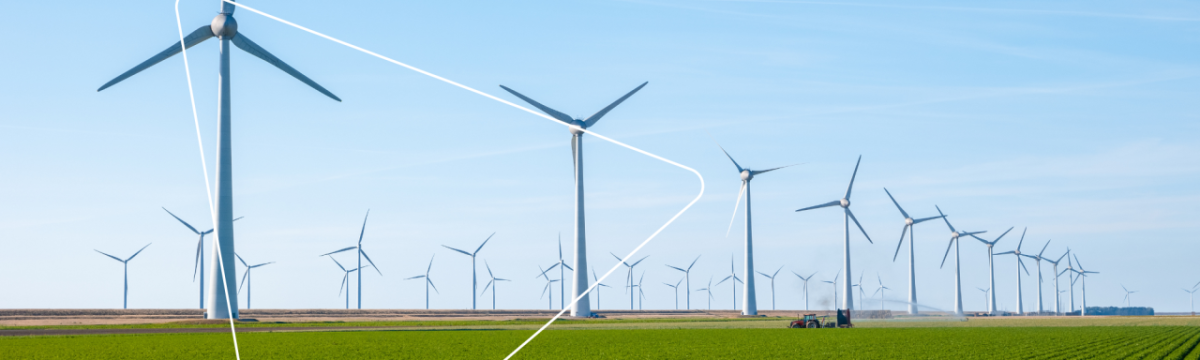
[
  {"left": 883, "top": 188, "right": 944, "bottom": 315},
  {"left": 1045, "top": 250, "right": 1068, "bottom": 315},
  {"left": 479, "top": 261, "right": 510, "bottom": 310},
  {"left": 977, "top": 287, "right": 991, "bottom": 312},
  {"left": 756, "top": 265, "right": 784, "bottom": 311},
  {"left": 1121, "top": 285, "right": 1136, "bottom": 307},
  {"left": 234, "top": 253, "right": 273, "bottom": 310},
  {"left": 796, "top": 156, "right": 873, "bottom": 311},
  {"left": 1057, "top": 249, "right": 1078, "bottom": 313},
  {"left": 538, "top": 265, "right": 561, "bottom": 310},
  {"left": 404, "top": 255, "right": 438, "bottom": 310},
  {"left": 329, "top": 257, "right": 366, "bottom": 310},
  {"left": 442, "top": 232, "right": 495, "bottom": 310},
  {"left": 551, "top": 234, "right": 575, "bottom": 310},
  {"left": 821, "top": 270, "right": 842, "bottom": 310},
  {"left": 716, "top": 255, "right": 744, "bottom": 310},
  {"left": 695, "top": 277, "right": 715, "bottom": 310},
  {"left": 664, "top": 278, "right": 683, "bottom": 310},
  {"left": 873, "top": 274, "right": 890, "bottom": 311},
  {"left": 1023, "top": 239, "right": 1053, "bottom": 314},
  {"left": 665, "top": 255, "right": 701, "bottom": 310},
  {"left": 163, "top": 208, "right": 243, "bottom": 309},
  {"left": 95, "top": 244, "right": 151, "bottom": 309},
  {"left": 935, "top": 206, "right": 986, "bottom": 315},
  {"left": 635, "top": 272, "right": 646, "bottom": 310},
  {"left": 970, "top": 226, "right": 1014, "bottom": 315},
  {"left": 853, "top": 272, "right": 867, "bottom": 311},
  {"left": 1183, "top": 288, "right": 1197, "bottom": 316},
  {"left": 592, "top": 268, "right": 611, "bottom": 310},
  {"left": 320, "top": 211, "right": 382, "bottom": 310},
  {"left": 611, "top": 253, "right": 648, "bottom": 310},
  {"left": 793, "top": 271, "right": 818, "bottom": 311},
  {"left": 994, "top": 228, "right": 1032, "bottom": 314},
  {"left": 1071, "top": 254, "right": 1099, "bottom": 316}
]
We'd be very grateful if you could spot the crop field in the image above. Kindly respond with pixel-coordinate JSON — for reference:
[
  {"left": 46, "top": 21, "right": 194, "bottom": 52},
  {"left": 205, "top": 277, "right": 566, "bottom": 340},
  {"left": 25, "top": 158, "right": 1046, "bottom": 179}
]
[{"left": 5, "top": 323, "right": 1200, "bottom": 359}]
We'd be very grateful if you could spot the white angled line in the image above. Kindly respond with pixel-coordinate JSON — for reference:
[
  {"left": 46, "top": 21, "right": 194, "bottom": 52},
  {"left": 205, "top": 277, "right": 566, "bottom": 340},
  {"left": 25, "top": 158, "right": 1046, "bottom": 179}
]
[
  {"left": 175, "top": 1, "right": 240, "bottom": 359},
  {"left": 222, "top": 1, "right": 705, "bottom": 358}
]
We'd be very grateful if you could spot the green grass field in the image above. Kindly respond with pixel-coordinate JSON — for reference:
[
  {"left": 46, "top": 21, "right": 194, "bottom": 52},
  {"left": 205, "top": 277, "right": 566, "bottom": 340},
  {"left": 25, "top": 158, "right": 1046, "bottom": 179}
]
[{"left": 5, "top": 319, "right": 1200, "bottom": 359}]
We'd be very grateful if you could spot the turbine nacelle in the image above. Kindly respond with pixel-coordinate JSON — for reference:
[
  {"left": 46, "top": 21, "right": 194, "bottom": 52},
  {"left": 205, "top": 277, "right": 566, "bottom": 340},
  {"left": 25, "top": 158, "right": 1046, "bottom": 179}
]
[
  {"left": 840, "top": 198, "right": 850, "bottom": 208},
  {"left": 740, "top": 170, "right": 752, "bottom": 181},
  {"left": 211, "top": 14, "right": 237, "bottom": 38},
  {"left": 904, "top": 217, "right": 913, "bottom": 225},
  {"left": 569, "top": 120, "right": 585, "bottom": 135}
]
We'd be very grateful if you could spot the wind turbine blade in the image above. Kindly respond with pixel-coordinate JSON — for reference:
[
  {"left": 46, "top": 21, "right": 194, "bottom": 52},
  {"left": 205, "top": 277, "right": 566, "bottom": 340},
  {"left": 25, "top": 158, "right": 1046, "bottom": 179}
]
[
  {"left": 735, "top": 276, "right": 744, "bottom": 284},
  {"left": 726, "top": 182, "right": 747, "bottom": 237},
  {"left": 912, "top": 215, "right": 945, "bottom": 224},
  {"left": 935, "top": 205, "right": 955, "bottom": 233},
  {"left": 232, "top": 216, "right": 244, "bottom": 222},
  {"left": 95, "top": 250, "right": 124, "bottom": 263},
  {"left": 126, "top": 243, "right": 152, "bottom": 262},
  {"left": 1038, "top": 239, "right": 1051, "bottom": 258},
  {"left": 583, "top": 81, "right": 648, "bottom": 128},
  {"left": 98, "top": 25, "right": 213, "bottom": 92},
  {"left": 481, "top": 280, "right": 493, "bottom": 296},
  {"left": 330, "top": 257, "right": 347, "bottom": 272},
  {"left": 562, "top": 263, "right": 574, "bottom": 271},
  {"left": 846, "top": 209, "right": 872, "bottom": 243},
  {"left": 796, "top": 200, "right": 841, "bottom": 212},
  {"left": 715, "top": 143, "right": 744, "bottom": 172},
  {"left": 631, "top": 256, "right": 649, "bottom": 267},
  {"left": 428, "top": 278, "right": 439, "bottom": 294},
  {"left": 192, "top": 239, "right": 202, "bottom": 282},
  {"left": 558, "top": 233, "right": 563, "bottom": 260},
  {"left": 844, "top": 155, "right": 862, "bottom": 200},
  {"left": 665, "top": 265, "right": 687, "bottom": 272},
  {"left": 1016, "top": 227, "right": 1027, "bottom": 251},
  {"left": 1122, "top": 284, "right": 1129, "bottom": 292},
  {"left": 338, "top": 274, "right": 348, "bottom": 297},
  {"left": 773, "top": 266, "right": 783, "bottom": 277},
  {"left": 1057, "top": 268, "right": 1069, "bottom": 277},
  {"left": 939, "top": 239, "right": 953, "bottom": 269},
  {"left": 238, "top": 270, "right": 249, "bottom": 295},
  {"left": 476, "top": 232, "right": 495, "bottom": 255},
  {"left": 716, "top": 275, "right": 733, "bottom": 285},
  {"left": 1073, "top": 254, "right": 1085, "bottom": 270},
  {"left": 756, "top": 271, "right": 770, "bottom": 278},
  {"left": 357, "top": 210, "right": 370, "bottom": 245},
  {"left": 360, "top": 249, "right": 382, "bottom": 275},
  {"left": 498, "top": 85, "right": 574, "bottom": 124},
  {"left": 993, "top": 227, "right": 1015, "bottom": 245},
  {"left": 486, "top": 261, "right": 494, "bottom": 279},
  {"left": 1019, "top": 258, "right": 1030, "bottom": 275},
  {"left": 320, "top": 246, "right": 357, "bottom": 257},
  {"left": 235, "top": 253, "right": 248, "bottom": 267},
  {"left": 994, "top": 251, "right": 1016, "bottom": 255},
  {"left": 809, "top": 272, "right": 818, "bottom": 280},
  {"left": 251, "top": 262, "right": 274, "bottom": 268},
  {"left": 442, "top": 245, "right": 473, "bottom": 256},
  {"left": 162, "top": 207, "right": 201, "bottom": 235},
  {"left": 873, "top": 288, "right": 881, "bottom": 296},
  {"left": 541, "top": 283, "right": 552, "bottom": 299},
  {"left": 892, "top": 225, "right": 909, "bottom": 262},
  {"left": 882, "top": 188, "right": 909, "bottom": 219},
  {"left": 427, "top": 255, "right": 436, "bottom": 273},
  {"left": 688, "top": 255, "right": 700, "bottom": 271},
  {"left": 610, "top": 252, "right": 628, "bottom": 266},
  {"left": 404, "top": 275, "right": 425, "bottom": 280},
  {"left": 751, "top": 164, "right": 799, "bottom": 176},
  {"left": 231, "top": 33, "right": 341, "bottom": 101},
  {"left": 571, "top": 136, "right": 577, "bottom": 181}
]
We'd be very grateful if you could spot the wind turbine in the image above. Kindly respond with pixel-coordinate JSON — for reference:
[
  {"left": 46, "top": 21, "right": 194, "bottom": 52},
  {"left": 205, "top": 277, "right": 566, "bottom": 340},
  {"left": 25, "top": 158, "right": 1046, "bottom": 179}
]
[
  {"left": 234, "top": 253, "right": 273, "bottom": 309},
  {"left": 1183, "top": 288, "right": 1197, "bottom": 316},
  {"left": 1024, "top": 239, "right": 1053, "bottom": 314},
  {"left": 852, "top": 272, "right": 866, "bottom": 311},
  {"left": 883, "top": 188, "right": 944, "bottom": 315},
  {"left": 873, "top": 275, "right": 890, "bottom": 311},
  {"left": 636, "top": 272, "right": 646, "bottom": 310},
  {"left": 796, "top": 156, "right": 872, "bottom": 311},
  {"left": 665, "top": 255, "right": 700, "bottom": 310},
  {"left": 1045, "top": 251, "right": 1068, "bottom": 315},
  {"left": 404, "top": 255, "right": 438, "bottom": 310},
  {"left": 969, "top": 226, "right": 1013, "bottom": 315},
  {"left": 664, "top": 278, "right": 683, "bottom": 310},
  {"left": 793, "top": 271, "right": 817, "bottom": 310},
  {"left": 977, "top": 287, "right": 990, "bottom": 312},
  {"left": 538, "top": 265, "right": 561, "bottom": 310},
  {"left": 329, "top": 257, "right": 366, "bottom": 310},
  {"left": 716, "top": 255, "right": 744, "bottom": 310},
  {"left": 821, "top": 270, "right": 841, "bottom": 310},
  {"left": 935, "top": 206, "right": 986, "bottom": 315},
  {"left": 756, "top": 266, "right": 784, "bottom": 311},
  {"left": 319, "top": 211, "right": 381, "bottom": 310},
  {"left": 611, "top": 253, "right": 648, "bottom": 310},
  {"left": 695, "top": 277, "right": 715, "bottom": 310},
  {"left": 1072, "top": 254, "right": 1099, "bottom": 316},
  {"left": 95, "top": 244, "right": 151, "bottom": 309},
  {"left": 500, "top": 82, "right": 648, "bottom": 318},
  {"left": 994, "top": 228, "right": 1031, "bottom": 314},
  {"left": 101, "top": 0, "right": 341, "bottom": 319},
  {"left": 480, "top": 261, "right": 510, "bottom": 310},
  {"left": 1121, "top": 285, "right": 1136, "bottom": 307},
  {"left": 441, "top": 232, "right": 495, "bottom": 310},
  {"left": 551, "top": 234, "right": 575, "bottom": 310},
  {"left": 1058, "top": 249, "right": 1077, "bottom": 313},
  {"left": 592, "top": 269, "right": 611, "bottom": 310},
  {"left": 162, "top": 208, "right": 242, "bottom": 309},
  {"left": 717, "top": 143, "right": 796, "bottom": 316}
]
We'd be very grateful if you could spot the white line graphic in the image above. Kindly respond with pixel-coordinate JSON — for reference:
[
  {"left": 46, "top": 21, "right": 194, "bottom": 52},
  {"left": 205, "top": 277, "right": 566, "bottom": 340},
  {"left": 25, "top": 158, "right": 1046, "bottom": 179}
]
[{"left": 221, "top": 1, "right": 705, "bottom": 358}]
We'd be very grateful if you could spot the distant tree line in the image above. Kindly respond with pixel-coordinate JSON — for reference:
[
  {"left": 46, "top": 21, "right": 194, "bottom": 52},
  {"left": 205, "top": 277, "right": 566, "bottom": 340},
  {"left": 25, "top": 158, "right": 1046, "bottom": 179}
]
[{"left": 1067, "top": 307, "right": 1155, "bottom": 316}]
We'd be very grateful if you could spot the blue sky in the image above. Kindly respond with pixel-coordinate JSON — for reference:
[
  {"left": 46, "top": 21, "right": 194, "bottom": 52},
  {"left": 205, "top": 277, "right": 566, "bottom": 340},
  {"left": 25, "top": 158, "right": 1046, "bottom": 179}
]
[{"left": 0, "top": 0, "right": 1197, "bottom": 313}]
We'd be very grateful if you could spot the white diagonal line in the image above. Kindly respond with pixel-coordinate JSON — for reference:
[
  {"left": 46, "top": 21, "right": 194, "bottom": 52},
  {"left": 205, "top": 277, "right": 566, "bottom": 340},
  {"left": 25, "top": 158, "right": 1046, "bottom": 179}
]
[{"left": 222, "top": 1, "right": 704, "bottom": 358}]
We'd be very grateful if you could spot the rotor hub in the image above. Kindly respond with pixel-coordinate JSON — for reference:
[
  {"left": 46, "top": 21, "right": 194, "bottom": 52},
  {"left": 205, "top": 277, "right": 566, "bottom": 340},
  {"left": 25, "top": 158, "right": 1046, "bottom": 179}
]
[
  {"left": 569, "top": 120, "right": 585, "bottom": 135},
  {"left": 840, "top": 198, "right": 850, "bottom": 208},
  {"left": 952, "top": 231, "right": 960, "bottom": 238},
  {"left": 904, "top": 218, "right": 913, "bottom": 225},
  {"left": 211, "top": 14, "right": 238, "bottom": 38},
  {"left": 740, "top": 170, "right": 752, "bottom": 181}
]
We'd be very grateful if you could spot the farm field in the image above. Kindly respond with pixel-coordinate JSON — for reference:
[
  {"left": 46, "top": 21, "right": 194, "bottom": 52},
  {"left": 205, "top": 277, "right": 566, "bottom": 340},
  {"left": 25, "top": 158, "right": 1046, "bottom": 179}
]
[{"left": 4, "top": 323, "right": 1200, "bottom": 359}]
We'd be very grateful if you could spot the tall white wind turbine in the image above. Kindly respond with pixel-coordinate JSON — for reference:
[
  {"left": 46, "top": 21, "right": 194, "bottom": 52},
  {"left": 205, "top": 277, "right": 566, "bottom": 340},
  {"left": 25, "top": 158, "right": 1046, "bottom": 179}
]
[
  {"left": 717, "top": 144, "right": 796, "bottom": 316},
  {"left": 1121, "top": 285, "right": 1136, "bottom": 307},
  {"left": 934, "top": 206, "right": 986, "bottom": 315},
  {"left": 793, "top": 271, "right": 817, "bottom": 310},
  {"left": 716, "top": 255, "right": 744, "bottom": 310},
  {"left": 1024, "top": 239, "right": 1053, "bottom": 314},
  {"left": 1045, "top": 251, "right": 1068, "bottom": 315},
  {"left": 756, "top": 266, "right": 784, "bottom": 311},
  {"left": 405, "top": 255, "right": 438, "bottom": 310},
  {"left": 441, "top": 232, "right": 495, "bottom": 310},
  {"left": 796, "top": 156, "right": 873, "bottom": 311},
  {"left": 329, "top": 257, "right": 366, "bottom": 310},
  {"left": 664, "top": 278, "right": 683, "bottom": 309},
  {"left": 235, "top": 253, "right": 273, "bottom": 309},
  {"left": 163, "top": 208, "right": 242, "bottom": 308},
  {"left": 320, "top": 211, "right": 382, "bottom": 310},
  {"left": 100, "top": 0, "right": 341, "bottom": 319},
  {"left": 500, "top": 82, "right": 647, "bottom": 318},
  {"left": 873, "top": 275, "right": 890, "bottom": 310},
  {"left": 1072, "top": 254, "right": 1099, "bottom": 316},
  {"left": 883, "top": 188, "right": 944, "bottom": 315},
  {"left": 994, "top": 228, "right": 1032, "bottom": 314},
  {"left": 969, "top": 226, "right": 1013, "bottom": 315},
  {"left": 665, "top": 256, "right": 700, "bottom": 310},
  {"left": 480, "top": 261, "right": 510, "bottom": 310},
  {"left": 95, "top": 244, "right": 152, "bottom": 309},
  {"left": 696, "top": 277, "right": 715, "bottom": 310}
]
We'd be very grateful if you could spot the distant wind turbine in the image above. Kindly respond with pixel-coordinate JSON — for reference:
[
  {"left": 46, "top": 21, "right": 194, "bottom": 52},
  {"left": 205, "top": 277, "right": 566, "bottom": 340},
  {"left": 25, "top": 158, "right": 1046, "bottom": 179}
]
[
  {"left": 1045, "top": 250, "right": 1068, "bottom": 315},
  {"left": 716, "top": 255, "right": 744, "bottom": 310},
  {"left": 404, "top": 255, "right": 438, "bottom": 310},
  {"left": 441, "top": 232, "right": 495, "bottom": 310},
  {"left": 1184, "top": 288, "right": 1197, "bottom": 316},
  {"left": 935, "top": 206, "right": 986, "bottom": 315},
  {"left": 969, "top": 226, "right": 1013, "bottom": 315},
  {"left": 1058, "top": 249, "right": 1078, "bottom": 313},
  {"left": 822, "top": 270, "right": 842, "bottom": 310},
  {"left": 665, "top": 255, "right": 701, "bottom": 310},
  {"left": 329, "top": 257, "right": 366, "bottom": 310},
  {"left": 480, "top": 260, "right": 510, "bottom": 310},
  {"left": 977, "top": 287, "right": 990, "bottom": 312},
  {"left": 695, "top": 277, "right": 715, "bottom": 310},
  {"left": 1121, "top": 285, "right": 1136, "bottom": 307},
  {"left": 793, "top": 271, "right": 817, "bottom": 310},
  {"left": 853, "top": 272, "right": 866, "bottom": 311},
  {"left": 611, "top": 253, "right": 648, "bottom": 310},
  {"left": 1072, "top": 254, "right": 1099, "bottom": 316},
  {"left": 95, "top": 244, "right": 151, "bottom": 309},
  {"left": 994, "top": 228, "right": 1031, "bottom": 314},
  {"left": 538, "top": 265, "right": 561, "bottom": 310},
  {"left": 551, "top": 234, "right": 574, "bottom": 310},
  {"left": 873, "top": 274, "right": 890, "bottom": 311},
  {"left": 635, "top": 272, "right": 646, "bottom": 310},
  {"left": 234, "top": 253, "right": 273, "bottom": 309},
  {"left": 1024, "top": 239, "right": 1053, "bottom": 314},
  {"left": 756, "top": 266, "right": 784, "bottom": 311},
  {"left": 320, "top": 211, "right": 381, "bottom": 310},
  {"left": 796, "top": 156, "right": 872, "bottom": 311},
  {"left": 162, "top": 208, "right": 242, "bottom": 309},
  {"left": 883, "top": 188, "right": 944, "bottom": 315},
  {"left": 592, "top": 269, "right": 611, "bottom": 310},
  {"left": 664, "top": 278, "right": 683, "bottom": 310},
  {"left": 500, "top": 82, "right": 648, "bottom": 318}
]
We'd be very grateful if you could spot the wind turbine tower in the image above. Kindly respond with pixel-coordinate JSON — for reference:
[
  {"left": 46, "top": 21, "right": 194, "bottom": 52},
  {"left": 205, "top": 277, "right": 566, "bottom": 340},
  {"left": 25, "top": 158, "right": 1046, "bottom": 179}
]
[
  {"left": 441, "top": 232, "right": 494, "bottom": 310},
  {"left": 100, "top": 0, "right": 341, "bottom": 318},
  {"left": 480, "top": 261, "right": 510, "bottom": 310},
  {"left": 1046, "top": 251, "right": 1068, "bottom": 315},
  {"left": 695, "top": 277, "right": 715, "bottom": 310},
  {"left": 95, "top": 244, "right": 151, "bottom": 309},
  {"left": 235, "top": 253, "right": 273, "bottom": 309},
  {"left": 793, "top": 271, "right": 817, "bottom": 310},
  {"left": 716, "top": 255, "right": 744, "bottom": 310},
  {"left": 756, "top": 266, "right": 784, "bottom": 311},
  {"left": 796, "top": 156, "right": 873, "bottom": 311},
  {"left": 664, "top": 279, "right": 683, "bottom": 309},
  {"left": 500, "top": 82, "right": 647, "bottom": 318},
  {"left": 883, "top": 188, "right": 944, "bottom": 315},
  {"left": 969, "top": 226, "right": 1013, "bottom": 315},
  {"left": 934, "top": 206, "right": 986, "bottom": 315},
  {"left": 1025, "top": 239, "right": 1052, "bottom": 314},
  {"left": 994, "top": 228, "right": 1031, "bottom": 314},
  {"left": 404, "top": 256, "right": 438, "bottom": 309},
  {"left": 665, "top": 256, "right": 700, "bottom": 310},
  {"left": 1072, "top": 254, "right": 1099, "bottom": 316},
  {"left": 320, "top": 211, "right": 381, "bottom": 310},
  {"left": 330, "top": 257, "right": 366, "bottom": 310}
]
